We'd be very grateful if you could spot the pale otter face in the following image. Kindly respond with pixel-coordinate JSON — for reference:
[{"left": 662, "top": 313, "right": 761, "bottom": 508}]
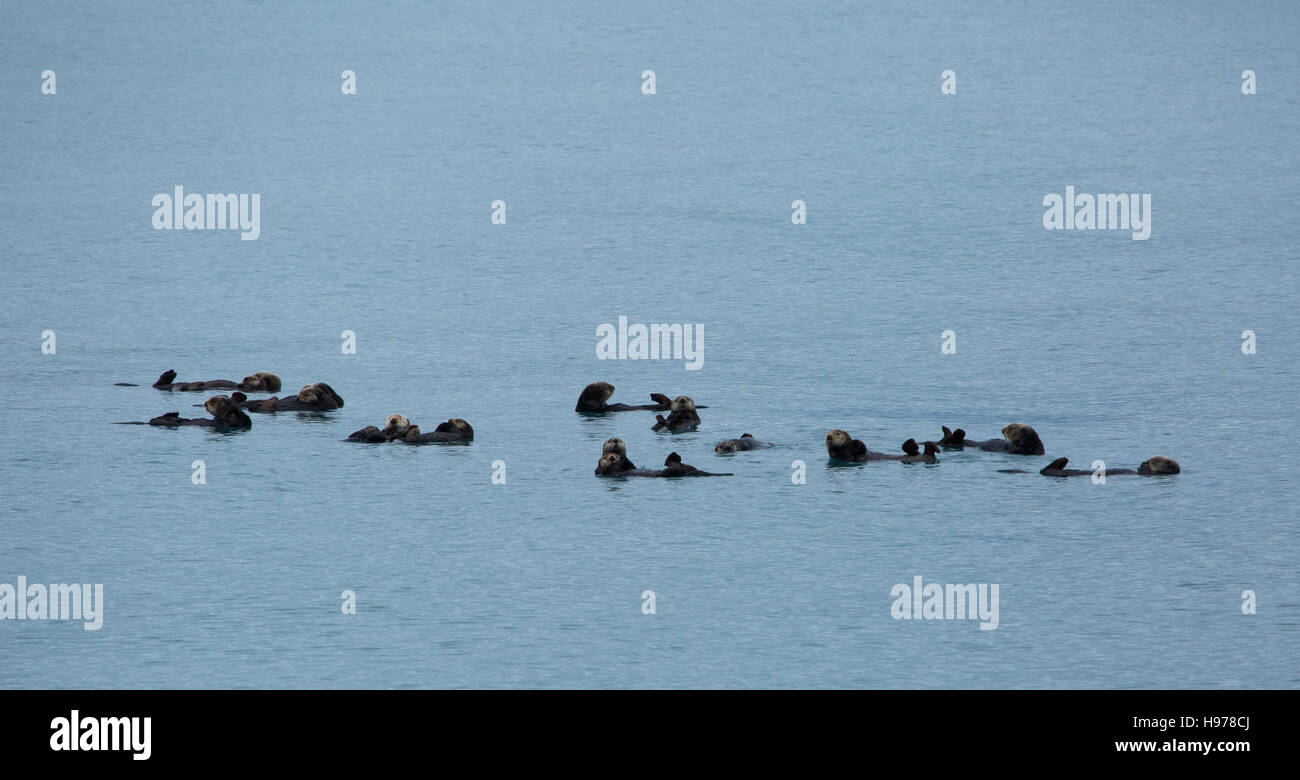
[
  {"left": 603, "top": 437, "right": 627, "bottom": 456},
  {"left": 592, "top": 382, "right": 615, "bottom": 403},
  {"left": 383, "top": 414, "right": 411, "bottom": 436},
  {"left": 448, "top": 418, "right": 472, "bottom": 435},
  {"left": 596, "top": 452, "right": 622, "bottom": 474},
  {"left": 671, "top": 396, "right": 695, "bottom": 413},
  {"left": 1001, "top": 423, "right": 1044, "bottom": 454},
  {"left": 716, "top": 441, "right": 738, "bottom": 453},
  {"left": 1140, "top": 456, "right": 1181, "bottom": 475},
  {"left": 297, "top": 384, "right": 320, "bottom": 404},
  {"left": 826, "top": 430, "right": 851, "bottom": 448}
]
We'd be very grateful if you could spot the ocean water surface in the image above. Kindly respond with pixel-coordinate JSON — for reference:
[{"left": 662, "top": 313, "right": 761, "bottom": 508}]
[{"left": 1, "top": 1, "right": 1297, "bottom": 688}]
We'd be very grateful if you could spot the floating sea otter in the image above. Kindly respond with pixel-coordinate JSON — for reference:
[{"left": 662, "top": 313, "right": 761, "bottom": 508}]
[
  {"left": 347, "top": 415, "right": 474, "bottom": 444},
  {"left": 594, "top": 437, "right": 638, "bottom": 473},
  {"left": 231, "top": 383, "right": 344, "bottom": 412},
  {"left": 937, "top": 423, "right": 1045, "bottom": 455},
  {"left": 115, "top": 369, "right": 283, "bottom": 393},
  {"left": 595, "top": 450, "right": 731, "bottom": 477},
  {"left": 115, "top": 395, "right": 252, "bottom": 429},
  {"left": 714, "top": 434, "right": 772, "bottom": 453},
  {"left": 651, "top": 396, "right": 701, "bottom": 433},
  {"left": 1001, "top": 455, "right": 1182, "bottom": 477},
  {"left": 574, "top": 382, "right": 706, "bottom": 413},
  {"left": 825, "top": 431, "right": 932, "bottom": 462}
]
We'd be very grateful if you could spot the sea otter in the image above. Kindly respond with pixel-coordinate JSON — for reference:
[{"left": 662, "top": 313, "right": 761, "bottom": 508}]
[
  {"left": 937, "top": 423, "right": 1044, "bottom": 455},
  {"left": 651, "top": 396, "right": 701, "bottom": 432},
  {"left": 825, "top": 430, "right": 869, "bottom": 462},
  {"left": 592, "top": 438, "right": 638, "bottom": 473},
  {"left": 595, "top": 451, "right": 731, "bottom": 477},
  {"left": 1138, "top": 456, "right": 1181, "bottom": 475},
  {"left": 998, "top": 455, "right": 1181, "bottom": 476},
  {"left": 115, "top": 394, "right": 253, "bottom": 429},
  {"left": 574, "top": 382, "right": 706, "bottom": 413},
  {"left": 347, "top": 416, "right": 473, "bottom": 444},
  {"left": 714, "top": 434, "right": 771, "bottom": 453},
  {"left": 235, "top": 382, "right": 344, "bottom": 412},
  {"left": 136, "top": 369, "right": 283, "bottom": 393}
]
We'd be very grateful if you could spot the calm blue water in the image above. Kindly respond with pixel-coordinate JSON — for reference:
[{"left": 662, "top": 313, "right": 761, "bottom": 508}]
[{"left": 1, "top": 1, "right": 1297, "bottom": 688}]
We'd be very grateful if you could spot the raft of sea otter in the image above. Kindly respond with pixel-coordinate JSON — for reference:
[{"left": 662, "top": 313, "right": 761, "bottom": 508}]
[{"left": 113, "top": 372, "right": 1181, "bottom": 478}]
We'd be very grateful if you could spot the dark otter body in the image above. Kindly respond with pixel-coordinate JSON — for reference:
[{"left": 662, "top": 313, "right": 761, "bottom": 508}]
[
  {"left": 403, "top": 419, "right": 474, "bottom": 444},
  {"left": 998, "top": 456, "right": 1180, "bottom": 477},
  {"left": 347, "top": 418, "right": 473, "bottom": 444},
  {"left": 575, "top": 382, "right": 705, "bottom": 413},
  {"left": 1037, "top": 458, "right": 1135, "bottom": 477},
  {"left": 235, "top": 383, "right": 343, "bottom": 412},
  {"left": 715, "top": 434, "right": 771, "bottom": 453},
  {"left": 117, "top": 395, "right": 251, "bottom": 429},
  {"left": 148, "top": 369, "right": 282, "bottom": 393},
  {"left": 937, "top": 424, "right": 1044, "bottom": 455}
]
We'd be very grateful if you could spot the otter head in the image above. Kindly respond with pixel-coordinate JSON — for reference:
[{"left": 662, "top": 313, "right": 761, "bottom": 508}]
[
  {"left": 1001, "top": 423, "right": 1045, "bottom": 455},
  {"left": 231, "top": 391, "right": 247, "bottom": 404},
  {"left": 383, "top": 414, "right": 412, "bottom": 437},
  {"left": 204, "top": 395, "right": 235, "bottom": 416},
  {"left": 664, "top": 452, "right": 683, "bottom": 466},
  {"left": 596, "top": 452, "right": 629, "bottom": 475},
  {"left": 575, "top": 381, "right": 616, "bottom": 412},
  {"left": 670, "top": 396, "right": 696, "bottom": 414},
  {"left": 716, "top": 440, "right": 738, "bottom": 454},
  {"left": 826, "top": 430, "right": 852, "bottom": 449},
  {"left": 241, "top": 371, "right": 282, "bottom": 392},
  {"left": 602, "top": 437, "right": 627, "bottom": 456},
  {"left": 922, "top": 441, "right": 941, "bottom": 456},
  {"left": 297, "top": 382, "right": 343, "bottom": 409},
  {"left": 1139, "top": 456, "right": 1181, "bottom": 475},
  {"left": 436, "top": 418, "right": 474, "bottom": 439},
  {"left": 902, "top": 438, "right": 920, "bottom": 456}
]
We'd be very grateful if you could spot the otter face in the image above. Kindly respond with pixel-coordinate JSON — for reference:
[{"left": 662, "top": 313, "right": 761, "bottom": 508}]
[
  {"left": 446, "top": 418, "right": 473, "bottom": 437},
  {"left": 826, "top": 430, "right": 852, "bottom": 448},
  {"left": 901, "top": 438, "right": 920, "bottom": 456},
  {"left": 716, "top": 441, "right": 738, "bottom": 453},
  {"left": 671, "top": 396, "right": 695, "bottom": 413},
  {"left": 1139, "top": 456, "right": 1181, "bottom": 475},
  {"left": 595, "top": 452, "right": 625, "bottom": 475},
  {"left": 1001, "top": 423, "right": 1045, "bottom": 455},
  {"left": 383, "top": 414, "right": 412, "bottom": 436},
  {"left": 204, "top": 395, "right": 234, "bottom": 416},
  {"left": 602, "top": 437, "right": 627, "bottom": 456}
]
